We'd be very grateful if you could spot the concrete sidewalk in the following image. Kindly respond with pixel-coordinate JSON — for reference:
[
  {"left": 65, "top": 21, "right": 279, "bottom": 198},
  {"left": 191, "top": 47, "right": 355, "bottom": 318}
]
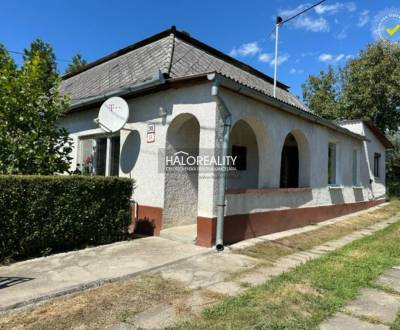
[
  {"left": 0, "top": 203, "right": 394, "bottom": 316},
  {"left": 320, "top": 266, "right": 400, "bottom": 329},
  {"left": 0, "top": 236, "right": 210, "bottom": 311}
]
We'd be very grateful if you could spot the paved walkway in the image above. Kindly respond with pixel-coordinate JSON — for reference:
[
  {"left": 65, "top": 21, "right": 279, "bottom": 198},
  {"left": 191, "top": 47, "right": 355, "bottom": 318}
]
[
  {"left": 0, "top": 203, "right": 398, "bottom": 330},
  {"left": 0, "top": 237, "right": 210, "bottom": 311},
  {"left": 116, "top": 212, "right": 400, "bottom": 329},
  {"left": 320, "top": 266, "right": 400, "bottom": 329}
]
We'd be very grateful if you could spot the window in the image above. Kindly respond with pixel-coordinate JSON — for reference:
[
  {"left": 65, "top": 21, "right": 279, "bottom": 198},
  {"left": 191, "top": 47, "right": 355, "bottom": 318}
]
[
  {"left": 328, "top": 142, "right": 337, "bottom": 185},
  {"left": 232, "top": 145, "right": 247, "bottom": 171},
  {"left": 110, "top": 136, "right": 120, "bottom": 176},
  {"left": 374, "top": 153, "right": 381, "bottom": 178},
  {"left": 95, "top": 138, "right": 107, "bottom": 176},
  {"left": 79, "top": 135, "right": 120, "bottom": 176},
  {"left": 352, "top": 149, "right": 359, "bottom": 186}
]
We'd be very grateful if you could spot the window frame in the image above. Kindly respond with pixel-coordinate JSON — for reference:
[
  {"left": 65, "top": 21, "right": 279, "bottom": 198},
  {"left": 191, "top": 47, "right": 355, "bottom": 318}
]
[
  {"left": 373, "top": 152, "right": 381, "bottom": 178},
  {"left": 78, "top": 133, "right": 120, "bottom": 177},
  {"left": 328, "top": 142, "right": 339, "bottom": 185},
  {"left": 352, "top": 148, "right": 360, "bottom": 186}
]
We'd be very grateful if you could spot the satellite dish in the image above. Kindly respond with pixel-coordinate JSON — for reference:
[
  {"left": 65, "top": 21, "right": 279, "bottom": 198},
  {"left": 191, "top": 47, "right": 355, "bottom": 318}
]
[{"left": 97, "top": 97, "right": 129, "bottom": 133}]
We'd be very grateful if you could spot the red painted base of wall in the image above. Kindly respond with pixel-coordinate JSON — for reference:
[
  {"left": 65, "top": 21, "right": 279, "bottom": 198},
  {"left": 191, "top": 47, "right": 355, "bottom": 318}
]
[
  {"left": 134, "top": 205, "right": 163, "bottom": 236},
  {"left": 196, "top": 199, "right": 385, "bottom": 247}
]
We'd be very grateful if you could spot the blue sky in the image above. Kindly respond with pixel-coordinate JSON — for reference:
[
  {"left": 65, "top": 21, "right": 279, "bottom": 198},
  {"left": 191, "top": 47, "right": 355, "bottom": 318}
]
[{"left": 1, "top": 0, "right": 398, "bottom": 97}]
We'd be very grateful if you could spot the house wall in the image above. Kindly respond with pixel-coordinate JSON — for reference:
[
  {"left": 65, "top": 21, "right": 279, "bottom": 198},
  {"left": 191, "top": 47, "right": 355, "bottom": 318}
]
[
  {"left": 340, "top": 121, "right": 387, "bottom": 199},
  {"left": 59, "top": 82, "right": 387, "bottom": 245},
  {"left": 216, "top": 88, "right": 377, "bottom": 214},
  {"left": 59, "top": 83, "right": 220, "bottom": 234},
  {"left": 196, "top": 88, "right": 387, "bottom": 247}
]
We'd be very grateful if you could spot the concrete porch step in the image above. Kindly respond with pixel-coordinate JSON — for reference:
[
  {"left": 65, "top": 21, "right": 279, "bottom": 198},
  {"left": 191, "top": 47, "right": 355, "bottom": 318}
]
[{"left": 160, "top": 224, "right": 197, "bottom": 244}]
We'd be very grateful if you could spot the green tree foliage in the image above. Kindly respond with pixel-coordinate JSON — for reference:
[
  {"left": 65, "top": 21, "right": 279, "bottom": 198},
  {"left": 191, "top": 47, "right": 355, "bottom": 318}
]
[
  {"left": 387, "top": 132, "right": 400, "bottom": 196},
  {"left": 65, "top": 53, "right": 87, "bottom": 75},
  {"left": 340, "top": 41, "right": 400, "bottom": 131},
  {"left": 23, "top": 39, "right": 58, "bottom": 92},
  {"left": 302, "top": 66, "right": 342, "bottom": 120},
  {"left": 302, "top": 41, "right": 400, "bottom": 131},
  {"left": 302, "top": 41, "right": 400, "bottom": 195},
  {"left": 0, "top": 41, "right": 72, "bottom": 175}
]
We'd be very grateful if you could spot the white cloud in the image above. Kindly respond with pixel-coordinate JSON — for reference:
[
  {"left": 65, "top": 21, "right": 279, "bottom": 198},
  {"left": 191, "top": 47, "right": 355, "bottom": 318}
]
[
  {"left": 294, "top": 16, "right": 330, "bottom": 32},
  {"left": 319, "top": 53, "right": 334, "bottom": 62},
  {"left": 346, "top": 2, "right": 357, "bottom": 12},
  {"left": 278, "top": 5, "right": 329, "bottom": 32},
  {"left": 357, "top": 10, "right": 370, "bottom": 27},
  {"left": 279, "top": 4, "right": 310, "bottom": 18},
  {"left": 336, "top": 26, "right": 348, "bottom": 40},
  {"left": 270, "top": 54, "right": 290, "bottom": 67},
  {"left": 335, "top": 54, "right": 345, "bottom": 61},
  {"left": 301, "top": 51, "right": 318, "bottom": 57},
  {"left": 315, "top": 2, "right": 356, "bottom": 15},
  {"left": 289, "top": 68, "right": 304, "bottom": 74},
  {"left": 258, "top": 52, "right": 289, "bottom": 67},
  {"left": 229, "top": 42, "right": 260, "bottom": 57},
  {"left": 258, "top": 53, "right": 272, "bottom": 63},
  {"left": 318, "top": 53, "right": 348, "bottom": 63}
]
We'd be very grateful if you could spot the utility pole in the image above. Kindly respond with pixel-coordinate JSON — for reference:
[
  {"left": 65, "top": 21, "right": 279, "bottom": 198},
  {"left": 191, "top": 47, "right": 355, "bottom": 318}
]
[
  {"left": 272, "top": 0, "right": 326, "bottom": 98},
  {"left": 273, "top": 16, "right": 283, "bottom": 98}
]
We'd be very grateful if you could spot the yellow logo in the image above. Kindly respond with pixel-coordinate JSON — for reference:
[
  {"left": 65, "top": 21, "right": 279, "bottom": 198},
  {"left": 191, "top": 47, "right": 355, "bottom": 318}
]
[
  {"left": 373, "top": 8, "right": 400, "bottom": 41},
  {"left": 386, "top": 24, "right": 400, "bottom": 36}
]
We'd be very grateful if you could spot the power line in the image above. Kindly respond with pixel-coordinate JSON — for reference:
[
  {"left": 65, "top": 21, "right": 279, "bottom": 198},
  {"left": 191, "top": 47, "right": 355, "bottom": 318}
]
[
  {"left": 7, "top": 49, "right": 72, "bottom": 63},
  {"left": 272, "top": 0, "right": 327, "bottom": 97},
  {"left": 281, "top": 0, "right": 327, "bottom": 25}
]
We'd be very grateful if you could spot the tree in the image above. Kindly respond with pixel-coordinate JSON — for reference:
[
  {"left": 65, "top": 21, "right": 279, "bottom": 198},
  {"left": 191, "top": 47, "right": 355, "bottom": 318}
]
[
  {"left": 301, "top": 40, "right": 400, "bottom": 196},
  {"left": 340, "top": 41, "right": 400, "bottom": 131},
  {"left": 302, "top": 41, "right": 400, "bottom": 131},
  {"left": 0, "top": 41, "right": 72, "bottom": 175},
  {"left": 23, "top": 39, "right": 58, "bottom": 92},
  {"left": 65, "top": 53, "right": 87, "bottom": 75},
  {"left": 386, "top": 131, "right": 400, "bottom": 195},
  {"left": 302, "top": 66, "right": 342, "bottom": 120}
]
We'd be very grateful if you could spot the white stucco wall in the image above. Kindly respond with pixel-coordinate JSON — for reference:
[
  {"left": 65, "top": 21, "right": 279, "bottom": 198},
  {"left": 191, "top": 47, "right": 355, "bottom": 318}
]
[
  {"left": 59, "top": 82, "right": 388, "bottom": 225},
  {"left": 340, "top": 121, "right": 387, "bottom": 199},
  {"left": 218, "top": 88, "right": 380, "bottom": 216},
  {"left": 59, "top": 83, "right": 220, "bottom": 222}
]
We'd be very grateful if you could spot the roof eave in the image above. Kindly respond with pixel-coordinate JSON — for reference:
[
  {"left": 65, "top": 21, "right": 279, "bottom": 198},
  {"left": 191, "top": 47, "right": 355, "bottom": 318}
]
[
  {"left": 207, "top": 73, "right": 366, "bottom": 142},
  {"left": 364, "top": 120, "right": 394, "bottom": 149}
]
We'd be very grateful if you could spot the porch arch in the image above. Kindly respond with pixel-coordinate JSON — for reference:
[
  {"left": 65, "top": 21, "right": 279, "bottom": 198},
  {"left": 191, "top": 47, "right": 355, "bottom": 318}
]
[
  {"left": 163, "top": 113, "right": 200, "bottom": 228},
  {"left": 279, "top": 129, "right": 310, "bottom": 188},
  {"left": 227, "top": 118, "right": 271, "bottom": 189}
]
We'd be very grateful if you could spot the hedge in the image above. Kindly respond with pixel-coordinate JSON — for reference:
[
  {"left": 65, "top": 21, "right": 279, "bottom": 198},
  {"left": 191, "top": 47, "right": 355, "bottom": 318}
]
[{"left": 0, "top": 175, "right": 134, "bottom": 262}]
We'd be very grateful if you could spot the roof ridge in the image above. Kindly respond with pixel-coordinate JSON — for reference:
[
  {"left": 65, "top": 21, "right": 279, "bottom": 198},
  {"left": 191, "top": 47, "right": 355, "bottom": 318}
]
[
  {"left": 62, "top": 27, "right": 289, "bottom": 90},
  {"left": 165, "top": 31, "right": 176, "bottom": 77}
]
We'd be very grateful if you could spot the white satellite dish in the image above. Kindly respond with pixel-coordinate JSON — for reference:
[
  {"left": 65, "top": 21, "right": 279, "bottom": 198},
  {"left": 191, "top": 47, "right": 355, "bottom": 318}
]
[{"left": 97, "top": 97, "right": 129, "bottom": 133}]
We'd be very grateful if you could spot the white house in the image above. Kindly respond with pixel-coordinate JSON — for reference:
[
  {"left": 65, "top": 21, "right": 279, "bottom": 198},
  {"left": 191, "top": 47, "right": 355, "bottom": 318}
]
[{"left": 59, "top": 27, "right": 392, "bottom": 249}]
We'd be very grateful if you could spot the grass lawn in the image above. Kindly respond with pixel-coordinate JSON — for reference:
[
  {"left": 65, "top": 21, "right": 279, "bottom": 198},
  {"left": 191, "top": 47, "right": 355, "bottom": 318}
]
[
  {"left": 0, "top": 274, "right": 190, "bottom": 330},
  {"left": 393, "top": 314, "right": 400, "bottom": 330},
  {"left": 174, "top": 208, "right": 400, "bottom": 329},
  {"left": 1, "top": 200, "right": 399, "bottom": 329},
  {"left": 238, "top": 199, "right": 400, "bottom": 262}
]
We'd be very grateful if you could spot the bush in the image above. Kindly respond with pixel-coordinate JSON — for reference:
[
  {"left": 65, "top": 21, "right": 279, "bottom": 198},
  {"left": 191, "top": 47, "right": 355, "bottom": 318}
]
[{"left": 0, "top": 175, "right": 134, "bottom": 262}]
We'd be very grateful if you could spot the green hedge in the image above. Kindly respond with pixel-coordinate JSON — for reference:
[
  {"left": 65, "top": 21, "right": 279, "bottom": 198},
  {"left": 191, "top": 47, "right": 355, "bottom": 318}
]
[{"left": 0, "top": 175, "right": 134, "bottom": 262}]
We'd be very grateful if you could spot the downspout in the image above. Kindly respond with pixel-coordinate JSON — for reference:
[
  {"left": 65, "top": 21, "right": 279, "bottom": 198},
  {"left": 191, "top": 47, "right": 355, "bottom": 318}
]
[{"left": 208, "top": 73, "right": 232, "bottom": 251}]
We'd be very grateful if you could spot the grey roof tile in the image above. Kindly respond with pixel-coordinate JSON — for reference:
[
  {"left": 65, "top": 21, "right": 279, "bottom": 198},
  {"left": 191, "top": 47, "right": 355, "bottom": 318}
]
[{"left": 60, "top": 29, "right": 308, "bottom": 112}]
